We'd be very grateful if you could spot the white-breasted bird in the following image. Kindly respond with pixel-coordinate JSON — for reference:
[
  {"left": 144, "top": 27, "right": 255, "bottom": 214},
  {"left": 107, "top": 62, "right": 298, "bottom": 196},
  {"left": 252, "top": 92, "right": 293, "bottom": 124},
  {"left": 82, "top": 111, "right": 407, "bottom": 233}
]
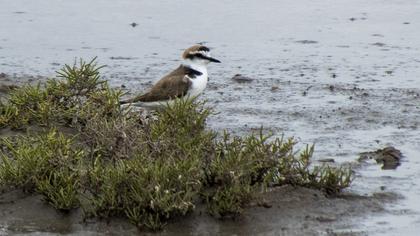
[{"left": 120, "top": 45, "right": 220, "bottom": 108}]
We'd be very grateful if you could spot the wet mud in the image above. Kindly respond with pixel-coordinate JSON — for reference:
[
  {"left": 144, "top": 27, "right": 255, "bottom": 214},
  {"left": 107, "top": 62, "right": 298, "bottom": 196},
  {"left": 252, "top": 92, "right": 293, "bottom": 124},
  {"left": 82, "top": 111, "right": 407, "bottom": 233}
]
[
  {"left": 2, "top": 0, "right": 420, "bottom": 235},
  {"left": 0, "top": 186, "right": 400, "bottom": 236}
]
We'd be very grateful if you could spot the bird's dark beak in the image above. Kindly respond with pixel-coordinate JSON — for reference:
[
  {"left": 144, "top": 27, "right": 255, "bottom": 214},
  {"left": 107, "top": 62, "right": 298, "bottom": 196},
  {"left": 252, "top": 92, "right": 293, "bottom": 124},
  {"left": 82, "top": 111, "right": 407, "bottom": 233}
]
[
  {"left": 207, "top": 57, "right": 221, "bottom": 63},
  {"left": 200, "top": 54, "right": 221, "bottom": 63},
  {"left": 195, "top": 53, "right": 221, "bottom": 63}
]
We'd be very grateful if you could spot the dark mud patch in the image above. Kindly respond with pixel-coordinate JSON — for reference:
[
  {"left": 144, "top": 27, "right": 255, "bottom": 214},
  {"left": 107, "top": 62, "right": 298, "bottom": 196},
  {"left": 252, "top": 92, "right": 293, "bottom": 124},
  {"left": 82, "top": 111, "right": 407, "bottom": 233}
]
[
  {"left": 359, "top": 147, "right": 403, "bottom": 170},
  {"left": 0, "top": 186, "right": 398, "bottom": 235}
]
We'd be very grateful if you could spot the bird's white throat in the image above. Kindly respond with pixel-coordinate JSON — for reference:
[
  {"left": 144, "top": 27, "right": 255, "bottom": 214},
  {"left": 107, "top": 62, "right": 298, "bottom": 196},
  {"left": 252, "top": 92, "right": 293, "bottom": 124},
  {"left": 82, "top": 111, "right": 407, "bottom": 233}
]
[{"left": 183, "top": 60, "right": 209, "bottom": 98}]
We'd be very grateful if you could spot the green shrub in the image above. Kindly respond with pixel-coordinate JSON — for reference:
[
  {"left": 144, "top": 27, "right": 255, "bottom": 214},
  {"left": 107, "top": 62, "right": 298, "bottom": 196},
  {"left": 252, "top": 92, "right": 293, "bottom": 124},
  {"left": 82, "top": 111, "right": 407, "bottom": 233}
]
[
  {"left": 267, "top": 144, "right": 353, "bottom": 195},
  {"left": 123, "top": 155, "right": 201, "bottom": 230},
  {"left": 0, "top": 58, "right": 353, "bottom": 230},
  {"left": 0, "top": 58, "right": 123, "bottom": 130},
  {"left": 0, "top": 130, "right": 83, "bottom": 210},
  {"left": 36, "top": 169, "right": 80, "bottom": 211}
]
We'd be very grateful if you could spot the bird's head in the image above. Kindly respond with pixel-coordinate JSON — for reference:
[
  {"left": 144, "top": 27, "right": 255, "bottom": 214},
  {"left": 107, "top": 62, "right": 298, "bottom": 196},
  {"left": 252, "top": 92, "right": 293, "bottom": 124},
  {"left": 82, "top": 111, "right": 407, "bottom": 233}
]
[{"left": 182, "top": 45, "right": 221, "bottom": 66}]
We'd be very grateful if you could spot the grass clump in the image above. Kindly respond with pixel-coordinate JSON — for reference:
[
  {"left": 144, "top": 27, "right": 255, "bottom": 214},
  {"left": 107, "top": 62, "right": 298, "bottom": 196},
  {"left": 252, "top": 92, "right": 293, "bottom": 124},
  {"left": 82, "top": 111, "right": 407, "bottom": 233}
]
[
  {"left": 0, "top": 58, "right": 122, "bottom": 129},
  {"left": 0, "top": 58, "right": 353, "bottom": 230},
  {"left": 0, "top": 130, "right": 82, "bottom": 210},
  {"left": 268, "top": 144, "right": 352, "bottom": 195}
]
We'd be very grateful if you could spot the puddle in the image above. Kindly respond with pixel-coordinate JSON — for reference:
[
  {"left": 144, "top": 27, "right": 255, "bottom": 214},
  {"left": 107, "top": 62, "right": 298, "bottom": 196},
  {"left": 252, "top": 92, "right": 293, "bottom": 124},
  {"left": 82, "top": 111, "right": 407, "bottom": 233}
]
[{"left": 1, "top": 0, "right": 420, "bottom": 234}]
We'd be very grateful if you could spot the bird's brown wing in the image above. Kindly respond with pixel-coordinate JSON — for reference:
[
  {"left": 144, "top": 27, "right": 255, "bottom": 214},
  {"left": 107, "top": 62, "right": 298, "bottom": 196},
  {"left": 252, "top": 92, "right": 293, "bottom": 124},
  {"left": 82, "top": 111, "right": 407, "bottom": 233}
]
[{"left": 121, "top": 68, "right": 192, "bottom": 104}]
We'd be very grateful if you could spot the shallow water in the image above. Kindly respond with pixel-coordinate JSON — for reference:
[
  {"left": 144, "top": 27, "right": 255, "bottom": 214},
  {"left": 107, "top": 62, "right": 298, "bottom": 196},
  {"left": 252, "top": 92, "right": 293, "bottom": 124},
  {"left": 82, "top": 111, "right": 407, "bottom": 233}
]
[{"left": 1, "top": 0, "right": 420, "bottom": 235}]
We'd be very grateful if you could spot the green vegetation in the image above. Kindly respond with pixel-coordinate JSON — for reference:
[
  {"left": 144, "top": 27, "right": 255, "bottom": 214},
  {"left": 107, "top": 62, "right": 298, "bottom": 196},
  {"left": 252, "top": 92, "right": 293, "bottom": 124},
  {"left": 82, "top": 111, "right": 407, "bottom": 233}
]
[{"left": 0, "top": 59, "right": 353, "bottom": 230}]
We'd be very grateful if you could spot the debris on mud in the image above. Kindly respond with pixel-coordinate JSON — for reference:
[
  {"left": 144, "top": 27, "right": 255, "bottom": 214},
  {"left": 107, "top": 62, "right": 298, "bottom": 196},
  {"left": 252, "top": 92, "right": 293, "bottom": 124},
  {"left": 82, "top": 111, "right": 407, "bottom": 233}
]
[
  {"left": 372, "top": 42, "right": 386, "bottom": 47},
  {"left": 318, "top": 158, "right": 335, "bottom": 163},
  {"left": 359, "top": 146, "right": 402, "bottom": 170},
  {"left": 109, "top": 56, "right": 137, "bottom": 60},
  {"left": 231, "top": 74, "right": 254, "bottom": 83},
  {"left": 295, "top": 40, "right": 318, "bottom": 44}
]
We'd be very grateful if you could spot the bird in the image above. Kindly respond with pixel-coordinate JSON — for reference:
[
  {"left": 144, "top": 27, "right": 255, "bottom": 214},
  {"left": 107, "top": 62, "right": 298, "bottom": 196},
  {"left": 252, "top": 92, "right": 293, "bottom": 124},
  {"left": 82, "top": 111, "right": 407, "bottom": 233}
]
[{"left": 120, "top": 45, "right": 221, "bottom": 108}]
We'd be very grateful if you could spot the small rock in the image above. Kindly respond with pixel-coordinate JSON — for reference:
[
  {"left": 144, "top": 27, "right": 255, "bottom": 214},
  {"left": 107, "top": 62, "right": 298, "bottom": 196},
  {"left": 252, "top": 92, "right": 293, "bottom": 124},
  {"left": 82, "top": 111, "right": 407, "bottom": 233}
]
[
  {"left": 130, "top": 22, "right": 138, "bottom": 27},
  {"left": 349, "top": 17, "right": 357, "bottom": 21},
  {"left": 271, "top": 86, "right": 279, "bottom": 91},
  {"left": 231, "top": 74, "right": 253, "bottom": 83},
  {"left": 359, "top": 146, "right": 402, "bottom": 170},
  {"left": 121, "top": 84, "right": 126, "bottom": 88},
  {"left": 318, "top": 158, "right": 335, "bottom": 163},
  {"left": 332, "top": 73, "right": 337, "bottom": 78},
  {"left": 328, "top": 85, "right": 334, "bottom": 91},
  {"left": 385, "top": 70, "right": 393, "bottom": 75},
  {"left": 403, "top": 22, "right": 410, "bottom": 25}
]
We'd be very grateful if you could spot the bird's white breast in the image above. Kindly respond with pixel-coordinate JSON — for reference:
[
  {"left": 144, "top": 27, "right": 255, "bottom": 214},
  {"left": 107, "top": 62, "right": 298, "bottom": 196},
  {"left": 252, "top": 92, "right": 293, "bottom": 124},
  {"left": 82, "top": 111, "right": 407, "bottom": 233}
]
[{"left": 187, "top": 64, "right": 208, "bottom": 98}]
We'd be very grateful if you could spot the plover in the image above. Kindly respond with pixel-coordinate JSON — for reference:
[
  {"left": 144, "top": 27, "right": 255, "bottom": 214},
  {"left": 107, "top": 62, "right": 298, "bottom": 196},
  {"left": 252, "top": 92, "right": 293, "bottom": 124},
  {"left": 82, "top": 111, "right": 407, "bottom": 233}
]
[{"left": 120, "top": 45, "right": 220, "bottom": 108}]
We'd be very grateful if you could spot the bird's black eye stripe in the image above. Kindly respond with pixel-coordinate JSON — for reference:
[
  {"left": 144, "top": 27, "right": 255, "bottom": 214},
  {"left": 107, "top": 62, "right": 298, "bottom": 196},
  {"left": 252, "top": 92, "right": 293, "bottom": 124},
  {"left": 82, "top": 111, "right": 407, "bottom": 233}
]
[
  {"left": 186, "top": 53, "right": 210, "bottom": 61},
  {"left": 194, "top": 53, "right": 209, "bottom": 60}
]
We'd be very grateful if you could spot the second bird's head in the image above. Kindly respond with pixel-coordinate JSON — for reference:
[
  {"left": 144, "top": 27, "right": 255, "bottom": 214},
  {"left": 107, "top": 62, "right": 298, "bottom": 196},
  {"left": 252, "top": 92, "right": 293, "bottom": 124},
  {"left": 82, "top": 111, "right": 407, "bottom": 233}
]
[{"left": 182, "top": 45, "right": 221, "bottom": 66}]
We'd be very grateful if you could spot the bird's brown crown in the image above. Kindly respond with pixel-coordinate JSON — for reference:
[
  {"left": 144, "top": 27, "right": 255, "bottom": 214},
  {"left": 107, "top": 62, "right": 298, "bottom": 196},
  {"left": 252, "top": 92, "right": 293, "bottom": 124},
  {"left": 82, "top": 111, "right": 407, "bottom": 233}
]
[{"left": 182, "top": 45, "right": 210, "bottom": 59}]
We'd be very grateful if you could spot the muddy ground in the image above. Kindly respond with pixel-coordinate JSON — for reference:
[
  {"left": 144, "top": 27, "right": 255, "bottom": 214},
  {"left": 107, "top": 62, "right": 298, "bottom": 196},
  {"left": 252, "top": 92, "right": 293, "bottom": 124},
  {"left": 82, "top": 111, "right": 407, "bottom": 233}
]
[
  {"left": 2, "top": 0, "right": 420, "bottom": 235},
  {"left": 0, "top": 185, "right": 400, "bottom": 236}
]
